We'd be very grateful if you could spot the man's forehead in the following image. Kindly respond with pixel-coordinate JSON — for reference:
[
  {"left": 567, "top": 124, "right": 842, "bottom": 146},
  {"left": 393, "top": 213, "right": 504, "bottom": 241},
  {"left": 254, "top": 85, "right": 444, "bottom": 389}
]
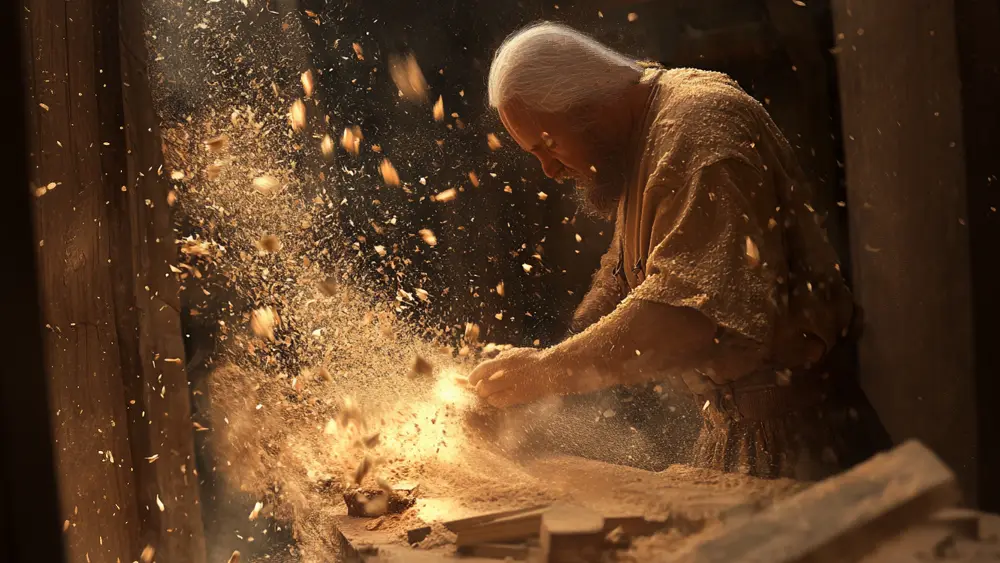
[{"left": 498, "top": 100, "right": 546, "bottom": 150}]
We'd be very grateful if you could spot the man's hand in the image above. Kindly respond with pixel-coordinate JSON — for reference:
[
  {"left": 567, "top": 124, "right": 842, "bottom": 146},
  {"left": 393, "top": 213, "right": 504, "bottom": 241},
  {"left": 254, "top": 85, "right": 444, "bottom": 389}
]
[{"left": 468, "top": 348, "right": 569, "bottom": 408}]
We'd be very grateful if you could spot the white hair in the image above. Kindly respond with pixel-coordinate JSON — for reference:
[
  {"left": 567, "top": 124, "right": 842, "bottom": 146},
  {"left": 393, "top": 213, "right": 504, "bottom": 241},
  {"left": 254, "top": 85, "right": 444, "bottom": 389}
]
[{"left": 488, "top": 22, "right": 642, "bottom": 113}]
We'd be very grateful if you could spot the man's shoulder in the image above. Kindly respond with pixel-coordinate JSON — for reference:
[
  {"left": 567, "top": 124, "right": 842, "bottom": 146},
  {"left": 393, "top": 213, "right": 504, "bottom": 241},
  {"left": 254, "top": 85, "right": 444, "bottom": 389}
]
[
  {"left": 640, "top": 68, "right": 765, "bottom": 180},
  {"left": 653, "top": 68, "right": 762, "bottom": 123}
]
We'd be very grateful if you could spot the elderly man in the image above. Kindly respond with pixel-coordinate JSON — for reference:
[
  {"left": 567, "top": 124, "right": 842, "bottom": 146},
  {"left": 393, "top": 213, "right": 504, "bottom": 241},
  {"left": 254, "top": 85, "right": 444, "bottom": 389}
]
[{"left": 469, "top": 22, "right": 884, "bottom": 479}]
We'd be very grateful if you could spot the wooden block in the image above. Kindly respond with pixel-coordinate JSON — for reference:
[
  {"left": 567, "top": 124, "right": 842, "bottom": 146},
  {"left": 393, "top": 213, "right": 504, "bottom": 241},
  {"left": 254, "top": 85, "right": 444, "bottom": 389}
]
[
  {"left": 457, "top": 542, "right": 530, "bottom": 560},
  {"left": 454, "top": 509, "right": 548, "bottom": 547},
  {"left": 669, "top": 440, "right": 961, "bottom": 563},
  {"left": 407, "top": 526, "right": 432, "bottom": 545},
  {"left": 856, "top": 522, "right": 962, "bottom": 563},
  {"left": 929, "top": 508, "right": 982, "bottom": 540},
  {"left": 541, "top": 503, "right": 606, "bottom": 563},
  {"left": 444, "top": 504, "right": 549, "bottom": 533}
]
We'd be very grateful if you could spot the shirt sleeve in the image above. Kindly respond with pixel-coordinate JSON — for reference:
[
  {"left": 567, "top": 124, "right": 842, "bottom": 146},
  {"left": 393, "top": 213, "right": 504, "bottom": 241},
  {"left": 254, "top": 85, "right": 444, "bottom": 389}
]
[{"left": 631, "top": 159, "right": 780, "bottom": 347}]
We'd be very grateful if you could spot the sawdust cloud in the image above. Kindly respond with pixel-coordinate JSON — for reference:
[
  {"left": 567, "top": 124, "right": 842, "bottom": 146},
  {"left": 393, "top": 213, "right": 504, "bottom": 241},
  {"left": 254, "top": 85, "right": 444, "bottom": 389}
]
[{"left": 144, "top": 2, "right": 699, "bottom": 560}]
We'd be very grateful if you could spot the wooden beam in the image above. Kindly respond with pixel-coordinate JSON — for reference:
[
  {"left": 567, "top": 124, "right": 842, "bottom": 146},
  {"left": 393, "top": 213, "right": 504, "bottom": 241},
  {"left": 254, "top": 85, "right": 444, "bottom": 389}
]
[
  {"left": 669, "top": 441, "right": 960, "bottom": 563},
  {"left": 21, "top": 0, "right": 205, "bottom": 560},
  {"left": 0, "top": 0, "right": 66, "bottom": 559},
  {"left": 832, "top": 0, "right": 979, "bottom": 502}
]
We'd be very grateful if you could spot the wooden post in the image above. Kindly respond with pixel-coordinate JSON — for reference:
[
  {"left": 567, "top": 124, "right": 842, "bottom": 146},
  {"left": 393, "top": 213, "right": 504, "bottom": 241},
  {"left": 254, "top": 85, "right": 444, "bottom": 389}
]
[
  {"left": 0, "top": 0, "right": 67, "bottom": 559},
  {"left": 832, "top": 0, "right": 979, "bottom": 502},
  {"left": 21, "top": 0, "right": 206, "bottom": 561}
]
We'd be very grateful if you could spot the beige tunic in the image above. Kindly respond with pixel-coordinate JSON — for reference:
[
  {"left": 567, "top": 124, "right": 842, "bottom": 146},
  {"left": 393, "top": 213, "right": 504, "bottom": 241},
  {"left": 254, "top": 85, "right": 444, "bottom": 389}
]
[{"left": 616, "top": 68, "right": 855, "bottom": 392}]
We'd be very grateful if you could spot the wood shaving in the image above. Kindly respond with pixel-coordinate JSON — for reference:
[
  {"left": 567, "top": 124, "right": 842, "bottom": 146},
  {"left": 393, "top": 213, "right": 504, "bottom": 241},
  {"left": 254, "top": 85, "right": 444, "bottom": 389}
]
[
  {"left": 248, "top": 500, "right": 264, "bottom": 521},
  {"left": 352, "top": 42, "right": 364, "bottom": 60},
  {"left": 227, "top": 551, "right": 240, "bottom": 563},
  {"left": 468, "top": 171, "right": 479, "bottom": 187}
]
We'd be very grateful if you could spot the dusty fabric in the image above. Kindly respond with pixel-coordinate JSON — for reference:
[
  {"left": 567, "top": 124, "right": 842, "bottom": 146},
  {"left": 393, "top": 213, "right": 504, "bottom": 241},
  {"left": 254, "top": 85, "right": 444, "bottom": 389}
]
[
  {"left": 613, "top": 68, "right": 855, "bottom": 391},
  {"left": 584, "top": 68, "right": 869, "bottom": 477}
]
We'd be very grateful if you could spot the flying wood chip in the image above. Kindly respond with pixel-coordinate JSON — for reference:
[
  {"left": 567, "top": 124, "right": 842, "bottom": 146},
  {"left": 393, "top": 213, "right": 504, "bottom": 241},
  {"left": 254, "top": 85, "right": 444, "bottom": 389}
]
[
  {"left": 253, "top": 175, "right": 281, "bottom": 195},
  {"left": 379, "top": 158, "right": 400, "bottom": 186},
  {"left": 251, "top": 307, "right": 277, "bottom": 341},
  {"left": 419, "top": 229, "right": 437, "bottom": 246},
  {"left": 388, "top": 53, "right": 429, "bottom": 103},
  {"left": 487, "top": 133, "right": 503, "bottom": 150},
  {"left": 290, "top": 99, "right": 307, "bottom": 132},
  {"left": 301, "top": 69, "right": 315, "bottom": 97},
  {"left": 205, "top": 135, "right": 229, "bottom": 153},
  {"left": 248, "top": 501, "right": 264, "bottom": 521},
  {"left": 341, "top": 126, "right": 362, "bottom": 156},
  {"left": 321, "top": 134, "right": 335, "bottom": 160},
  {"left": 352, "top": 42, "right": 365, "bottom": 60},
  {"left": 433, "top": 96, "right": 445, "bottom": 121},
  {"left": 433, "top": 188, "right": 457, "bottom": 202},
  {"left": 745, "top": 236, "right": 761, "bottom": 268},
  {"left": 464, "top": 322, "right": 480, "bottom": 343}
]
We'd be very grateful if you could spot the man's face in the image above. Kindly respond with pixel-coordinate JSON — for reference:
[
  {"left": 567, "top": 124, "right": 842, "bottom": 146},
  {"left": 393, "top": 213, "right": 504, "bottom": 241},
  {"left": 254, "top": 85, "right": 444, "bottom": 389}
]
[{"left": 498, "top": 99, "right": 624, "bottom": 217}]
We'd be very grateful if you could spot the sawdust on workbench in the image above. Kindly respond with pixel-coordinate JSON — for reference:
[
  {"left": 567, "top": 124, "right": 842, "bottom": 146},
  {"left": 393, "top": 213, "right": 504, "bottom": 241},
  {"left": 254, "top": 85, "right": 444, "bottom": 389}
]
[{"left": 416, "top": 523, "right": 458, "bottom": 550}]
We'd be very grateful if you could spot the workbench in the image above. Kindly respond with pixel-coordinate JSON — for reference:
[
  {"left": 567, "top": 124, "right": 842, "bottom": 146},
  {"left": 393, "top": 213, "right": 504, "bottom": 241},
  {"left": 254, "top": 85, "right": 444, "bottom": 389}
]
[{"left": 333, "top": 449, "right": 802, "bottom": 562}]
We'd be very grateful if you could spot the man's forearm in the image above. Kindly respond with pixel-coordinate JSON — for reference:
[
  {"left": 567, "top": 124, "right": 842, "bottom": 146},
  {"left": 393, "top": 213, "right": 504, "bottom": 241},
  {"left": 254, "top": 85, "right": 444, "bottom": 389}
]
[{"left": 549, "top": 297, "right": 720, "bottom": 392}]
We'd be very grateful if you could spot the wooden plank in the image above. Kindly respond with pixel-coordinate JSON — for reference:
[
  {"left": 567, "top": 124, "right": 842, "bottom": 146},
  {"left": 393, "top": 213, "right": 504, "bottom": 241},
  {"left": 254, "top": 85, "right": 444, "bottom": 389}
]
[
  {"left": 455, "top": 509, "right": 548, "bottom": 547},
  {"left": 444, "top": 505, "right": 550, "bottom": 533},
  {"left": 668, "top": 440, "right": 960, "bottom": 563},
  {"left": 541, "top": 504, "right": 605, "bottom": 563}
]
